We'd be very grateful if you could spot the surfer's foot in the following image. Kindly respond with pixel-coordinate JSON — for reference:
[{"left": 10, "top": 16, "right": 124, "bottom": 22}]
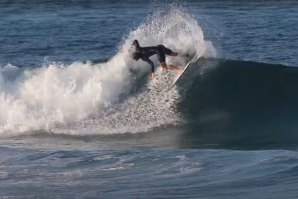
[{"left": 176, "top": 69, "right": 182, "bottom": 76}]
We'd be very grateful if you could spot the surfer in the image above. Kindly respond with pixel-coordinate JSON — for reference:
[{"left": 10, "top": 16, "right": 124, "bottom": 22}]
[{"left": 131, "top": 39, "right": 181, "bottom": 78}]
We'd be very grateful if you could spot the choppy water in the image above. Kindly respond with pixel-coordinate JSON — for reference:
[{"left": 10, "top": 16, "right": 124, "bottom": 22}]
[{"left": 1, "top": 1, "right": 298, "bottom": 198}]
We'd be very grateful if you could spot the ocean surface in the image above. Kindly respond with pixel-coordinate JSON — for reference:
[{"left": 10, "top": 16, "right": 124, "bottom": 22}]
[{"left": 1, "top": 0, "right": 298, "bottom": 198}]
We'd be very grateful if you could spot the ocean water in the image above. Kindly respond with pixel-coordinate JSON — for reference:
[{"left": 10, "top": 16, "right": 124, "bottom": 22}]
[{"left": 1, "top": 0, "right": 298, "bottom": 198}]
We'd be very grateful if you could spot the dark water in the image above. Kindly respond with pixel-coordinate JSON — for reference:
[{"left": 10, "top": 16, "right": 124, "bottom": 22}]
[
  {"left": 178, "top": 58, "right": 298, "bottom": 149},
  {"left": 1, "top": 1, "right": 298, "bottom": 198}
]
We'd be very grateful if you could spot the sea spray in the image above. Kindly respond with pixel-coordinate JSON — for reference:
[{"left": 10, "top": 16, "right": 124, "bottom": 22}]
[
  {"left": 0, "top": 59, "right": 132, "bottom": 135},
  {"left": 0, "top": 7, "right": 215, "bottom": 136}
]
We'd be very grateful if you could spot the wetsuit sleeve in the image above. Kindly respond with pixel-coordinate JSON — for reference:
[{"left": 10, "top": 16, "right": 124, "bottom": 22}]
[{"left": 141, "top": 57, "right": 155, "bottom": 73}]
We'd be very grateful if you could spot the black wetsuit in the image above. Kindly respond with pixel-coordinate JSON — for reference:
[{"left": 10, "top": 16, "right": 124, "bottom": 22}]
[{"left": 133, "top": 40, "right": 173, "bottom": 73}]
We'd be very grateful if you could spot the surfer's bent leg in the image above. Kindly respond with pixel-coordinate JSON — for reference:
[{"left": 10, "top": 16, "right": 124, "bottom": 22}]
[
  {"left": 159, "top": 45, "right": 178, "bottom": 56},
  {"left": 160, "top": 62, "right": 181, "bottom": 74},
  {"left": 157, "top": 46, "right": 181, "bottom": 74}
]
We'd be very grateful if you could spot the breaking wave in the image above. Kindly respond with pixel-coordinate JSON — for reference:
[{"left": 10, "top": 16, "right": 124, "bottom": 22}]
[{"left": 0, "top": 8, "right": 214, "bottom": 136}]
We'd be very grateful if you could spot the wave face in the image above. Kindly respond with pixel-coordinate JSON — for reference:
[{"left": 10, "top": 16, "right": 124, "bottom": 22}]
[
  {"left": 2, "top": 5, "right": 297, "bottom": 149},
  {"left": 176, "top": 58, "right": 298, "bottom": 149},
  {"left": 0, "top": 8, "right": 214, "bottom": 136}
]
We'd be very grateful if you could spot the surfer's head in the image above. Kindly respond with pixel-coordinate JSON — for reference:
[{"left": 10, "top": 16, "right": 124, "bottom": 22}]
[
  {"left": 132, "top": 39, "right": 139, "bottom": 47},
  {"left": 131, "top": 52, "right": 141, "bottom": 61}
]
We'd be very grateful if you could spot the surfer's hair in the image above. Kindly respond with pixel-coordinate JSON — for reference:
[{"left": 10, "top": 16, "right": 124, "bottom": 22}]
[
  {"left": 132, "top": 52, "right": 141, "bottom": 60},
  {"left": 132, "top": 39, "right": 139, "bottom": 47}
]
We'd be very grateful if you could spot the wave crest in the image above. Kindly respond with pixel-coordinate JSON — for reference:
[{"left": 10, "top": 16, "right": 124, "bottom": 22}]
[{"left": 0, "top": 7, "right": 213, "bottom": 136}]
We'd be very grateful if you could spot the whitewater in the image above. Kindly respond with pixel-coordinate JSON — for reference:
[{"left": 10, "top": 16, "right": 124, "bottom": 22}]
[
  {"left": 1, "top": 1, "right": 298, "bottom": 198},
  {"left": 0, "top": 8, "right": 215, "bottom": 136}
]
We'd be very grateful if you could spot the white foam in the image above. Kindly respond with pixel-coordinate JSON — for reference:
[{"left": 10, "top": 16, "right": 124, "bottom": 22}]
[{"left": 0, "top": 7, "right": 215, "bottom": 136}]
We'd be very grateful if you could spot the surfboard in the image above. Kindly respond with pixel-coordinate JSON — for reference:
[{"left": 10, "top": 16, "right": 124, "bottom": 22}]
[{"left": 167, "top": 54, "right": 199, "bottom": 90}]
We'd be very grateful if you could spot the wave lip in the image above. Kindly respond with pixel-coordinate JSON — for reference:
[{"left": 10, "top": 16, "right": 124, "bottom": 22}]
[{"left": 0, "top": 7, "right": 214, "bottom": 137}]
